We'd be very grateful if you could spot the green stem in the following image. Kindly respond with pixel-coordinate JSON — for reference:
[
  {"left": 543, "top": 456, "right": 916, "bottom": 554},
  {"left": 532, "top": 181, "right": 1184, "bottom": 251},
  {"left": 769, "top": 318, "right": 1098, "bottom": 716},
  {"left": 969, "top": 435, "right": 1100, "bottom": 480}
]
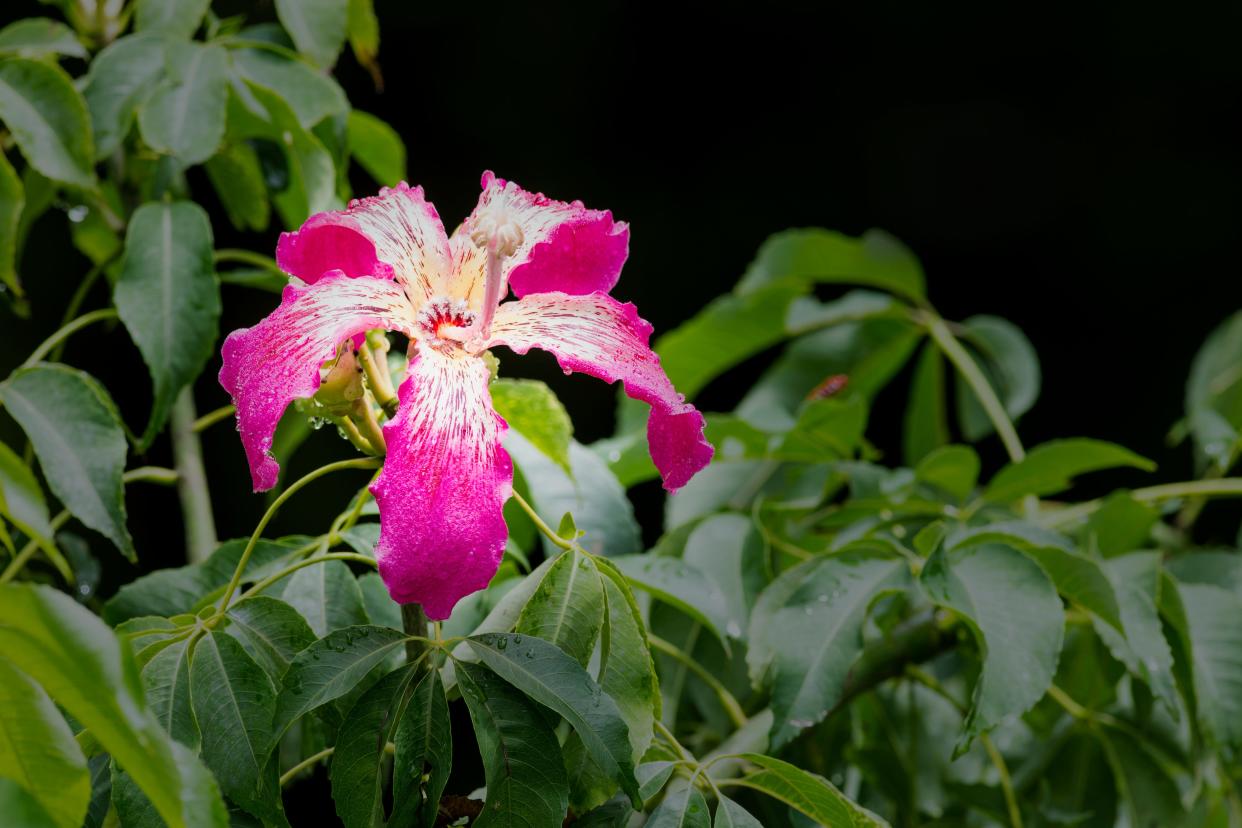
[
  {"left": 356, "top": 342, "right": 398, "bottom": 418},
  {"left": 402, "top": 603, "right": 428, "bottom": 664},
  {"left": 510, "top": 490, "right": 574, "bottom": 551},
  {"left": 279, "top": 747, "right": 334, "bottom": 787},
  {"left": 171, "top": 390, "right": 217, "bottom": 563},
  {"left": 649, "top": 633, "right": 747, "bottom": 729},
  {"left": 654, "top": 720, "right": 695, "bottom": 765},
  {"left": 349, "top": 400, "right": 387, "bottom": 454},
  {"left": 122, "top": 466, "right": 179, "bottom": 485},
  {"left": 0, "top": 510, "right": 72, "bottom": 585},
  {"left": 214, "top": 248, "right": 284, "bottom": 273},
  {"left": 191, "top": 404, "right": 235, "bottom": 433},
  {"left": 924, "top": 313, "right": 1025, "bottom": 463},
  {"left": 1041, "top": 477, "right": 1242, "bottom": 529},
  {"left": 237, "top": 552, "right": 377, "bottom": 602},
  {"left": 216, "top": 457, "right": 381, "bottom": 611},
  {"left": 23, "top": 308, "right": 118, "bottom": 367}
]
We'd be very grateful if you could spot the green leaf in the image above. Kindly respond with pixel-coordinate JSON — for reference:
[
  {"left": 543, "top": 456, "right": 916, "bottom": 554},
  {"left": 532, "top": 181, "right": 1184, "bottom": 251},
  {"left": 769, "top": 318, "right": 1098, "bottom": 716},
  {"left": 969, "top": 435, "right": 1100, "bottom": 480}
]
[
  {"left": 775, "top": 395, "right": 867, "bottom": 461},
  {"left": 275, "top": 0, "right": 348, "bottom": 67},
  {"left": 714, "top": 795, "right": 763, "bottom": 828},
  {"left": 1166, "top": 580, "right": 1242, "bottom": 749},
  {"left": 115, "top": 201, "right": 221, "bottom": 448},
  {"left": 507, "top": 433, "right": 640, "bottom": 557},
  {"left": 903, "top": 342, "right": 949, "bottom": 464},
  {"left": 391, "top": 668, "right": 452, "bottom": 828},
  {"left": 954, "top": 315, "right": 1040, "bottom": 441},
  {"left": 189, "top": 631, "right": 283, "bottom": 822},
  {"left": 737, "top": 228, "right": 925, "bottom": 303},
  {"left": 0, "top": 659, "right": 89, "bottom": 828},
  {"left": 0, "top": 18, "right": 84, "bottom": 59},
  {"left": 230, "top": 47, "right": 347, "bottom": 129},
  {"left": 914, "top": 444, "right": 980, "bottom": 500},
  {"left": 282, "top": 558, "right": 368, "bottom": 637},
  {"left": 137, "top": 41, "right": 228, "bottom": 165},
  {"left": 0, "top": 584, "right": 227, "bottom": 828},
  {"left": 647, "top": 787, "right": 710, "bottom": 827},
  {"left": 1185, "top": 310, "right": 1242, "bottom": 469},
  {"left": 134, "top": 0, "right": 210, "bottom": 39},
  {"left": 465, "top": 633, "right": 641, "bottom": 807},
  {"left": 1084, "top": 491, "right": 1159, "bottom": 557},
  {"left": 206, "top": 142, "right": 270, "bottom": 231},
  {"left": 346, "top": 0, "right": 380, "bottom": 79},
  {"left": 920, "top": 543, "right": 1063, "bottom": 754},
  {"left": 1096, "top": 552, "right": 1177, "bottom": 710},
  {"left": 0, "top": 149, "right": 22, "bottom": 301},
  {"left": 682, "top": 513, "right": 764, "bottom": 644},
  {"left": 223, "top": 596, "right": 316, "bottom": 680},
  {"left": 357, "top": 570, "right": 402, "bottom": 629},
  {"left": 516, "top": 547, "right": 604, "bottom": 666},
  {"left": 82, "top": 33, "right": 166, "bottom": 159},
  {"left": 329, "top": 666, "right": 413, "bottom": 828},
  {"left": 0, "top": 365, "right": 133, "bottom": 560},
  {"left": 983, "top": 438, "right": 1155, "bottom": 503},
  {"left": 611, "top": 554, "right": 732, "bottom": 649},
  {"left": 750, "top": 553, "right": 909, "bottom": 747},
  {"left": 1097, "top": 728, "right": 1186, "bottom": 826},
  {"left": 232, "top": 81, "right": 336, "bottom": 228},
  {"left": 141, "top": 635, "right": 198, "bottom": 748},
  {"left": 347, "top": 110, "right": 405, "bottom": 186},
  {"left": 492, "top": 378, "right": 573, "bottom": 475},
  {"left": 947, "top": 523, "right": 1121, "bottom": 631},
  {"left": 0, "top": 778, "right": 59, "bottom": 828},
  {"left": 0, "top": 57, "right": 94, "bottom": 188},
  {"left": 272, "top": 625, "right": 410, "bottom": 744},
  {"left": 0, "top": 438, "right": 53, "bottom": 551},
  {"left": 727, "top": 753, "right": 889, "bottom": 826},
  {"left": 457, "top": 660, "right": 570, "bottom": 827}
]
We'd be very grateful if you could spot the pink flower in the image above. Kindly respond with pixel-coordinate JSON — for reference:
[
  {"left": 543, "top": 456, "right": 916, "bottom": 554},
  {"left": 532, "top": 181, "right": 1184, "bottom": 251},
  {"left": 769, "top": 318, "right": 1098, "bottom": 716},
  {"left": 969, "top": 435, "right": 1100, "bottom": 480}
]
[{"left": 219, "top": 173, "right": 713, "bottom": 619}]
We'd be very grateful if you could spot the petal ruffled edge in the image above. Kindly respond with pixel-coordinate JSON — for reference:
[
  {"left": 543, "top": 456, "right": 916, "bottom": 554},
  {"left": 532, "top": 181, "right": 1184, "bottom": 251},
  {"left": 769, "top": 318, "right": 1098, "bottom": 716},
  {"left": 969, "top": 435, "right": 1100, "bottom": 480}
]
[
  {"left": 486, "top": 291, "right": 713, "bottom": 491},
  {"left": 275, "top": 182, "right": 452, "bottom": 304},
  {"left": 460, "top": 171, "right": 630, "bottom": 299},
  {"left": 370, "top": 349, "right": 513, "bottom": 620},
  {"left": 218, "top": 272, "right": 417, "bottom": 491}
]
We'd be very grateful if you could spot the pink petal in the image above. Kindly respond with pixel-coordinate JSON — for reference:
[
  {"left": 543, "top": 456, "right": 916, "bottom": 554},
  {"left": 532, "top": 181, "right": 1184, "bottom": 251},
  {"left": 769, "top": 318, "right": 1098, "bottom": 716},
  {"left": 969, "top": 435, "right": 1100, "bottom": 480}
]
[
  {"left": 460, "top": 171, "right": 630, "bottom": 298},
  {"left": 275, "top": 182, "right": 454, "bottom": 304},
  {"left": 370, "top": 350, "right": 513, "bottom": 620},
  {"left": 487, "top": 292, "right": 713, "bottom": 490},
  {"left": 219, "top": 272, "right": 418, "bottom": 491}
]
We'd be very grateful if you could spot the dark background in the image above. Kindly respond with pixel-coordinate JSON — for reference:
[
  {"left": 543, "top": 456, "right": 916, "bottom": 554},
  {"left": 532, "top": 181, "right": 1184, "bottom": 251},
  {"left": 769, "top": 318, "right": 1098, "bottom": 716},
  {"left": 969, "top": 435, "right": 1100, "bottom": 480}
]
[{"left": 4, "top": 0, "right": 1242, "bottom": 564}]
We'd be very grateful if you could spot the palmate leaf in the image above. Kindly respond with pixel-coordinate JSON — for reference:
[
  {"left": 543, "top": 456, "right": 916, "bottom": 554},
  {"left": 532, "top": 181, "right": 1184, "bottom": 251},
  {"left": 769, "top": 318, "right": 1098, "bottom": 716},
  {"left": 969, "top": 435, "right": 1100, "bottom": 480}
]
[
  {"left": 516, "top": 547, "right": 604, "bottom": 666},
  {"left": 725, "top": 753, "right": 889, "bottom": 826},
  {"left": 141, "top": 635, "right": 198, "bottom": 749},
  {"left": 736, "top": 228, "right": 925, "bottom": 302},
  {"left": 1185, "top": 309, "right": 1242, "bottom": 469},
  {"left": 920, "top": 543, "right": 1064, "bottom": 755},
  {"left": 0, "top": 365, "right": 133, "bottom": 560},
  {"left": 0, "top": 18, "right": 86, "bottom": 59},
  {"left": 983, "top": 438, "right": 1155, "bottom": 503},
  {"left": 330, "top": 666, "right": 414, "bottom": 828},
  {"left": 0, "top": 659, "right": 90, "bottom": 828},
  {"left": 82, "top": 33, "right": 166, "bottom": 159},
  {"left": 206, "top": 142, "right": 270, "bottom": 231},
  {"left": 230, "top": 47, "right": 347, "bottom": 129},
  {"left": 612, "top": 554, "right": 732, "bottom": 649},
  {"left": 114, "top": 201, "right": 221, "bottom": 448},
  {"left": 457, "top": 661, "right": 569, "bottom": 827},
  {"left": 0, "top": 438, "right": 55, "bottom": 558},
  {"left": 0, "top": 56, "right": 94, "bottom": 189},
  {"left": 0, "top": 137, "right": 24, "bottom": 303},
  {"left": 713, "top": 795, "right": 763, "bottom": 827},
  {"left": 347, "top": 110, "right": 406, "bottom": 186},
  {"left": 280, "top": 558, "right": 369, "bottom": 637},
  {"left": 1163, "top": 578, "right": 1242, "bottom": 750},
  {"left": 748, "top": 553, "right": 910, "bottom": 747},
  {"left": 0, "top": 779, "right": 60, "bottom": 828},
  {"left": 133, "top": 0, "right": 210, "bottom": 39},
  {"left": 391, "top": 668, "right": 452, "bottom": 828},
  {"left": 275, "top": 0, "right": 349, "bottom": 67},
  {"left": 271, "top": 625, "right": 410, "bottom": 745},
  {"left": 903, "top": 343, "right": 950, "bottom": 464},
  {"left": 189, "top": 631, "right": 285, "bottom": 823},
  {"left": 1095, "top": 552, "right": 1176, "bottom": 709},
  {"left": 222, "top": 596, "right": 316, "bottom": 681},
  {"left": 137, "top": 41, "right": 228, "bottom": 166},
  {"left": 0, "top": 584, "right": 227, "bottom": 828},
  {"left": 953, "top": 315, "right": 1040, "bottom": 442},
  {"left": 646, "top": 786, "right": 710, "bottom": 827},
  {"left": 492, "top": 378, "right": 574, "bottom": 475},
  {"left": 466, "top": 633, "right": 642, "bottom": 807}
]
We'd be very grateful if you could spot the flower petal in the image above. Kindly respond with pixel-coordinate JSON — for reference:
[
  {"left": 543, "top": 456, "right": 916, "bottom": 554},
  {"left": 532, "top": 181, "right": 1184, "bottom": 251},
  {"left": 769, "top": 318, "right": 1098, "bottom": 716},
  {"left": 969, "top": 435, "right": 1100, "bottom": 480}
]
[
  {"left": 219, "top": 272, "right": 417, "bottom": 491},
  {"left": 275, "top": 182, "right": 453, "bottom": 304},
  {"left": 371, "top": 350, "right": 513, "bottom": 620},
  {"left": 461, "top": 171, "right": 630, "bottom": 298},
  {"left": 487, "top": 292, "right": 713, "bottom": 490}
]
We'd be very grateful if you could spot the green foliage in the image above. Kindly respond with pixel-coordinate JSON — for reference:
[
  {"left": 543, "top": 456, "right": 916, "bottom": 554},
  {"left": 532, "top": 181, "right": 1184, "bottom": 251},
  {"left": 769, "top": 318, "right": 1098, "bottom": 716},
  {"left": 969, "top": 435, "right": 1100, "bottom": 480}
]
[{"left": 1, "top": 4, "right": 1241, "bottom": 824}]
